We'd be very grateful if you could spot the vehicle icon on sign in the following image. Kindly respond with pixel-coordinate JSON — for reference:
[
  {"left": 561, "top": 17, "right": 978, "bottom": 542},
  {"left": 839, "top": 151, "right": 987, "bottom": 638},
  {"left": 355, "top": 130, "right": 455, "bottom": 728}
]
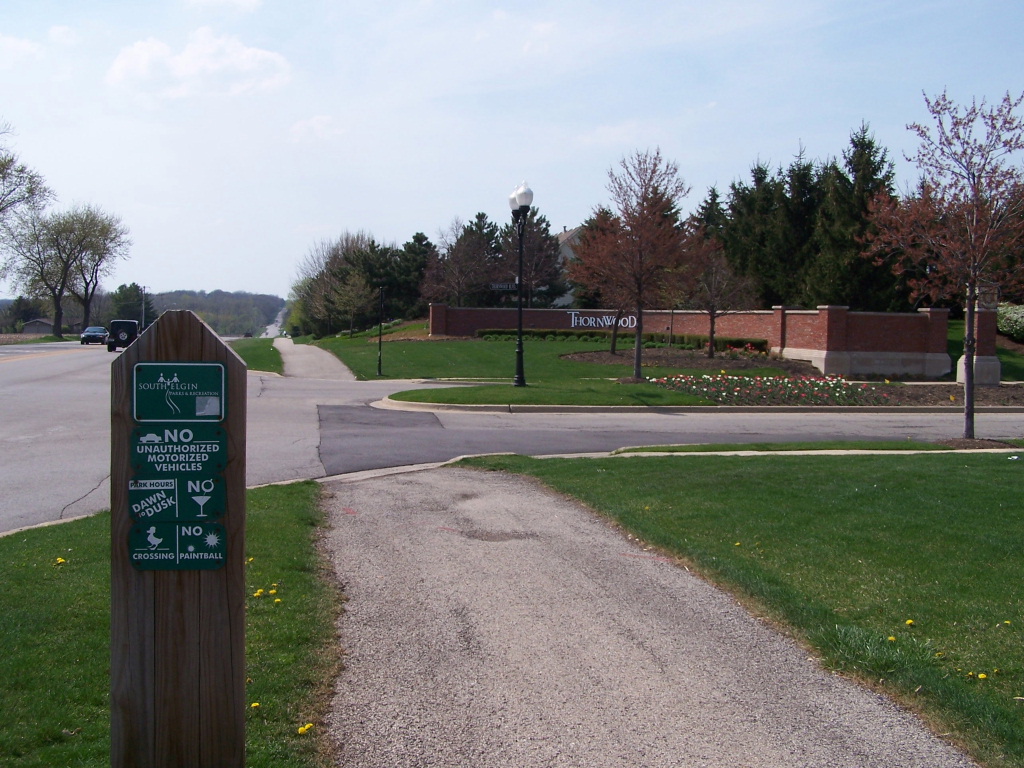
[{"left": 138, "top": 433, "right": 162, "bottom": 444}]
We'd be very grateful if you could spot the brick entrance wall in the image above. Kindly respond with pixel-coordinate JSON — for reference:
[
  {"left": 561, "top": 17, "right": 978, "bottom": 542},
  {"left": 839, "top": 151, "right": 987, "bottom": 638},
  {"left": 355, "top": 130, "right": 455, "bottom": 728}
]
[{"left": 428, "top": 303, "right": 1000, "bottom": 381}]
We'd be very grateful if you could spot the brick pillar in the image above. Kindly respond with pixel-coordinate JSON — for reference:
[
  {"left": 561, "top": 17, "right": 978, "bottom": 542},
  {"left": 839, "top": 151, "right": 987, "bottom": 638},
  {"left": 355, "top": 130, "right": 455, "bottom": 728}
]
[
  {"left": 772, "top": 306, "right": 787, "bottom": 351},
  {"left": 819, "top": 306, "right": 849, "bottom": 351},
  {"left": 975, "top": 309, "right": 998, "bottom": 356},
  {"left": 429, "top": 303, "right": 447, "bottom": 337}
]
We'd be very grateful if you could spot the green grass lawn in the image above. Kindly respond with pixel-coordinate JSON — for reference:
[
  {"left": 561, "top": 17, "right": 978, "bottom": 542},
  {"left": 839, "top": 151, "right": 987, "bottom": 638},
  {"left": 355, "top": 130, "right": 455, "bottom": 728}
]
[
  {"left": 229, "top": 337, "right": 284, "bottom": 374},
  {"left": 308, "top": 320, "right": 1024, "bottom": 405},
  {"left": 0, "top": 482, "right": 338, "bottom": 768},
  {"left": 949, "top": 318, "right": 1024, "bottom": 381},
  {"left": 314, "top": 335, "right": 801, "bottom": 406},
  {"left": 462, "top": 452, "right": 1024, "bottom": 768}
]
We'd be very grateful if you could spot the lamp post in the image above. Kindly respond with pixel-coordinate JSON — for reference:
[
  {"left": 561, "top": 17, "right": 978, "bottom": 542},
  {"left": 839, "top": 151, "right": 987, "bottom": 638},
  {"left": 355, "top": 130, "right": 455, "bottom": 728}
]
[
  {"left": 376, "top": 284, "right": 384, "bottom": 377},
  {"left": 508, "top": 181, "right": 533, "bottom": 387}
]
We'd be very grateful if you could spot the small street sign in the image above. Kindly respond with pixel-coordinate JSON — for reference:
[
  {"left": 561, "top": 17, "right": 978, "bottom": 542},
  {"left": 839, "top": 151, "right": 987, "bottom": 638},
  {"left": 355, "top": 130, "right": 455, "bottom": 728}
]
[
  {"left": 133, "top": 362, "right": 226, "bottom": 423},
  {"left": 128, "top": 521, "right": 227, "bottom": 570}
]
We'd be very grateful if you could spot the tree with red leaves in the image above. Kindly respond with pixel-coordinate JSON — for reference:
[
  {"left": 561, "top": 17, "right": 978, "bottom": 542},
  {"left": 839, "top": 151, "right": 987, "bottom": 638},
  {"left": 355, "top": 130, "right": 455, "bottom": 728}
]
[
  {"left": 668, "top": 221, "right": 756, "bottom": 357},
  {"left": 570, "top": 149, "right": 689, "bottom": 379},
  {"left": 867, "top": 91, "right": 1024, "bottom": 439}
]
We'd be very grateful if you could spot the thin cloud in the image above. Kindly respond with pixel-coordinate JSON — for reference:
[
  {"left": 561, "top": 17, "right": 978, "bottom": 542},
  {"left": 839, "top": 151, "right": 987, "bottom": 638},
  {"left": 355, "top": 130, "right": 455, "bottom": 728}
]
[
  {"left": 0, "top": 34, "right": 43, "bottom": 69},
  {"left": 184, "top": 0, "right": 262, "bottom": 10},
  {"left": 106, "top": 27, "right": 290, "bottom": 99},
  {"left": 289, "top": 115, "right": 344, "bottom": 143}
]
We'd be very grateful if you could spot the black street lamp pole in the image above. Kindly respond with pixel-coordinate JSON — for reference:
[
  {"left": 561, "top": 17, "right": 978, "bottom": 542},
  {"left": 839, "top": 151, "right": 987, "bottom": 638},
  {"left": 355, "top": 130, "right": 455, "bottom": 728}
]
[
  {"left": 508, "top": 182, "right": 533, "bottom": 387},
  {"left": 376, "top": 284, "right": 384, "bottom": 377}
]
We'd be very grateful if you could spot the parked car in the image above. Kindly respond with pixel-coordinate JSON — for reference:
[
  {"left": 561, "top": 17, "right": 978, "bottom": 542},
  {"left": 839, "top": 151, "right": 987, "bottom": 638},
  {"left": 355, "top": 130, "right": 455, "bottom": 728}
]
[
  {"left": 107, "top": 319, "right": 140, "bottom": 352},
  {"left": 80, "top": 326, "right": 108, "bottom": 345}
]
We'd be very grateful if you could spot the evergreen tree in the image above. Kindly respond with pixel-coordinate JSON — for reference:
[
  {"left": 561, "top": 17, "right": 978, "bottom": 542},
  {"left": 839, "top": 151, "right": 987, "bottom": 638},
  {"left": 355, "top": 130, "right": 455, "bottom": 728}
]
[
  {"left": 110, "top": 283, "right": 156, "bottom": 328},
  {"left": 497, "top": 207, "right": 565, "bottom": 307}
]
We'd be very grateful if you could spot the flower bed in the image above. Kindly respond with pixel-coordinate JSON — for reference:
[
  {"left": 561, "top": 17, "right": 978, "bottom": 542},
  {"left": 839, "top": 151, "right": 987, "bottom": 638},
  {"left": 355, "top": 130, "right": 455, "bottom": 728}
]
[{"left": 649, "top": 373, "right": 891, "bottom": 406}]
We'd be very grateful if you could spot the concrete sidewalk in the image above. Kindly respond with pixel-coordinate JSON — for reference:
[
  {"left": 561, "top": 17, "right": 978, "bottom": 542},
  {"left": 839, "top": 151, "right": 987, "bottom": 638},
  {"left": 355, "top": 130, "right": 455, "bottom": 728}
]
[
  {"left": 322, "top": 467, "right": 977, "bottom": 768},
  {"left": 273, "top": 337, "right": 356, "bottom": 380}
]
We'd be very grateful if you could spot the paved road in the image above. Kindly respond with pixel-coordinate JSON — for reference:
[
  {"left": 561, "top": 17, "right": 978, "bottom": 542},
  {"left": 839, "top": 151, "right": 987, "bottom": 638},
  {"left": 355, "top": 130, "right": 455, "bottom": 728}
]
[
  {"left": 3, "top": 338, "right": 1024, "bottom": 534},
  {"left": 323, "top": 468, "right": 976, "bottom": 767}
]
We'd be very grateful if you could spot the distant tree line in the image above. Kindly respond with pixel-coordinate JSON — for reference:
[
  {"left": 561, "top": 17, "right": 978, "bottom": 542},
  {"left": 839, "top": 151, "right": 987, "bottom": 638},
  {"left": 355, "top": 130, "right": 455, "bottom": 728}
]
[
  {"left": 287, "top": 126, "right": 918, "bottom": 341},
  {"left": 153, "top": 289, "right": 285, "bottom": 336},
  {"left": 288, "top": 211, "right": 564, "bottom": 337},
  {"left": 0, "top": 283, "right": 284, "bottom": 337}
]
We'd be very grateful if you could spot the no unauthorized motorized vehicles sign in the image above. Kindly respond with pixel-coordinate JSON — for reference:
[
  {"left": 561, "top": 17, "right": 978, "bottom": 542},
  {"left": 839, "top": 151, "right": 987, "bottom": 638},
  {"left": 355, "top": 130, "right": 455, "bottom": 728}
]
[{"left": 131, "top": 424, "right": 227, "bottom": 476}]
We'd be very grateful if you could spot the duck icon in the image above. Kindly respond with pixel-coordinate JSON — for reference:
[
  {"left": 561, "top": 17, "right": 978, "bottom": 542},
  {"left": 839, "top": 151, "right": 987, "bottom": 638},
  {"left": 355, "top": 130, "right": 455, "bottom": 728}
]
[{"left": 146, "top": 526, "right": 163, "bottom": 550}]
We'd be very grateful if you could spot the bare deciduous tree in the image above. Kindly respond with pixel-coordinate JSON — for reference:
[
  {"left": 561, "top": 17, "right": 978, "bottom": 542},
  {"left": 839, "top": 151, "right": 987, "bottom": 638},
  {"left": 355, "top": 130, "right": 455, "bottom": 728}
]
[
  {"left": 670, "top": 222, "right": 757, "bottom": 357},
  {"left": 866, "top": 90, "right": 1024, "bottom": 438},
  {"left": 572, "top": 149, "right": 689, "bottom": 378}
]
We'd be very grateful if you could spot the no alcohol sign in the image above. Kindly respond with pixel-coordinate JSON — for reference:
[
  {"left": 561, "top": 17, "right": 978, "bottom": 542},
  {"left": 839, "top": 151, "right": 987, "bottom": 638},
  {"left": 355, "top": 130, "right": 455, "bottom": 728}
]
[{"left": 128, "top": 477, "right": 226, "bottom": 523}]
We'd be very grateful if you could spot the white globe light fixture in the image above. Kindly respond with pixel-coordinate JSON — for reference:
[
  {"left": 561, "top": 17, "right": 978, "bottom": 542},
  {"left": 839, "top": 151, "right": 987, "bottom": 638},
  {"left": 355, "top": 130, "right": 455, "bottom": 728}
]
[{"left": 508, "top": 181, "right": 533, "bottom": 387}]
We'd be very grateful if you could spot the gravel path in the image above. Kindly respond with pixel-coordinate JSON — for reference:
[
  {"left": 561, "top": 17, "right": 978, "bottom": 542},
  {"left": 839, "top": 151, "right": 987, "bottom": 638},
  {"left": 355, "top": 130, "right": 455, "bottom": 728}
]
[{"left": 322, "top": 468, "right": 976, "bottom": 768}]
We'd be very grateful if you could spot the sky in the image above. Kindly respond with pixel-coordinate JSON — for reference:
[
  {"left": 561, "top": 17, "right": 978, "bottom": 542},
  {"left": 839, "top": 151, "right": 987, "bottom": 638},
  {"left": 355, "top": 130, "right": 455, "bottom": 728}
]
[{"left": 1, "top": 0, "right": 1022, "bottom": 300}]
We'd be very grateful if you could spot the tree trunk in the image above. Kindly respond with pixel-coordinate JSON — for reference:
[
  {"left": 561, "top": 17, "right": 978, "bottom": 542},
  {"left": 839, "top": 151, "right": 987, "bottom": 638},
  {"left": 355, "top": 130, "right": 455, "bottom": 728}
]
[
  {"left": 50, "top": 291, "right": 64, "bottom": 339},
  {"left": 962, "top": 287, "right": 976, "bottom": 440},
  {"left": 610, "top": 309, "right": 624, "bottom": 355},
  {"left": 632, "top": 305, "right": 644, "bottom": 379},
  {"left": 706, "top": 311, "right": 717, "bottom": 358},
  {"left": 80, "top": 291, "right": 95, "bottom": 329}
]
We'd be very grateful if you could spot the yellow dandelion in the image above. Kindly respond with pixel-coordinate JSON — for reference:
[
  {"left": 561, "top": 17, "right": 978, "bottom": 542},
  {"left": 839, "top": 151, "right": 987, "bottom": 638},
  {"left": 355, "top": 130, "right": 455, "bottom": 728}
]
[
  {"left": 251, "top": 702, "right": 260, "bottom": 709},
  {"left": 269, "top": 589, "right": 277, "bottom": 595},
  {"left": 297, "top": 725, "right": 308, "bottom": 735},
  {"left": 888, "top": 636, "right": 896, "bottom": 642},
  {"left": 734, "top": 542, "right": 741, "bottom": 546},
  {"left": 274, "top": 598, "right": 282, "bottom": 604},
  {"left": 905, "top": 619, "right": 915, "bottom": 626},
  {"left": 247, "top": 557, "right": 254, "bottom": 563},
  {"left": 253, "top": 589, "right": 264, "bottom": 597},
  {"left": 1005, "top": 621, "right": 1012, "bottom": 626},
  {"left": 979, "top": 673, "right": 988, "bottom": 680},
  {"left": 950, "top": 394, "right": 956, "bottom": 402},
  {"left": 55, "top": 557, "right": 66, "bottom": 565}
]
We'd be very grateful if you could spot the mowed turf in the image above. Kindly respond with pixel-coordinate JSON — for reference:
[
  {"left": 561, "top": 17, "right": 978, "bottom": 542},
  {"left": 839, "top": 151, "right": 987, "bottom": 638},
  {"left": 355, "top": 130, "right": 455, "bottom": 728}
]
[
  {"left": 0, "top": 482, "right": 338, "bottom": 768},
  {"left": 463, "top": 451, "right": 1024, "bottom": 768}
]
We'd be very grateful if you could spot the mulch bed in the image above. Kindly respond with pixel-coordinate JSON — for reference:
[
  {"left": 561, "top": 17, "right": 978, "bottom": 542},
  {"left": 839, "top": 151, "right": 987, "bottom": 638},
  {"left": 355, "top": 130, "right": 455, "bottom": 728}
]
[{"left": 563, "top": 348, "right": 1024, "bottom": 408}]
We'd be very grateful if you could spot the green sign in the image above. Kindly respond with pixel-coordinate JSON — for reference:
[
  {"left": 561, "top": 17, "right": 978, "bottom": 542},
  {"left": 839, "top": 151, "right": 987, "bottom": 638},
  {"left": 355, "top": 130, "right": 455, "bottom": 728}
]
[
  {"left": 129, "top": 477, "right": 226, "bottom": 522},
  {"left": 129, "top": 522, "right": 227, "bottom": 570},
  {"left": 131, "top": 424, "right": 228, "bottom": 477},
  {"left": 134, "top": 362, "right": 226, "bottom": 423}
]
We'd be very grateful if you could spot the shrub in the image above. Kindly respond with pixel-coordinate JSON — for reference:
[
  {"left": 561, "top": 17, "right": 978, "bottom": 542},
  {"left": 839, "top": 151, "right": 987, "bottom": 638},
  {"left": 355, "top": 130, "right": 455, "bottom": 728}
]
[{"left": 997, "top": 303, "right": 1024, "bottom": 343}]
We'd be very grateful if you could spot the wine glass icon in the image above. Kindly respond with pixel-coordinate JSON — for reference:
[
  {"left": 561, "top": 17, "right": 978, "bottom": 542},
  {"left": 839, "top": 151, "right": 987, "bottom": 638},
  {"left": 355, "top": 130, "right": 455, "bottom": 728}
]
[{"left": 192, "top": 494, "right": 212, "bottom": 518}]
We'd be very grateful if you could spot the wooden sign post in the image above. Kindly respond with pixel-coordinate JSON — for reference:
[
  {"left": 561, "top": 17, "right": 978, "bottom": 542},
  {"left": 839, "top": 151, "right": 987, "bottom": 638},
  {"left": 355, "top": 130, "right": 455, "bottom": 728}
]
[{"left": 110, "top": 311, "right": 247, "bottom": 767}]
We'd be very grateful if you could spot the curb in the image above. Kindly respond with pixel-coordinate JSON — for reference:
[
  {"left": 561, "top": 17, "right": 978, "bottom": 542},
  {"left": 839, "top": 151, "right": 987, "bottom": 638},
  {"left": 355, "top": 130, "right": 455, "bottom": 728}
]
[{"left": 375, "top": 396, "right": 1024, "bottom": 415}]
